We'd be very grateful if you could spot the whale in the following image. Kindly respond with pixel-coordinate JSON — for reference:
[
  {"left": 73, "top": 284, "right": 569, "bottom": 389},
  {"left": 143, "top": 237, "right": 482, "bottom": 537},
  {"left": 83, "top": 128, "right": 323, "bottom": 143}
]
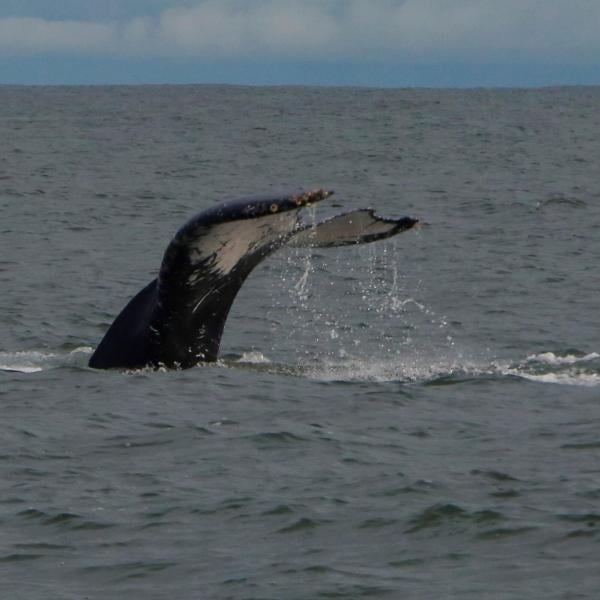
[{"left": 89, "top": 189, "right": 418, "bottom": 370}]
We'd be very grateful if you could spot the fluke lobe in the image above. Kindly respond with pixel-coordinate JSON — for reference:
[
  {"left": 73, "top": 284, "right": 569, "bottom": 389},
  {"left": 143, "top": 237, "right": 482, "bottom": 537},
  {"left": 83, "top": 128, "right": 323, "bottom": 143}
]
[{"left": 89, "top": 189, "right": 418, "bottom": 370}]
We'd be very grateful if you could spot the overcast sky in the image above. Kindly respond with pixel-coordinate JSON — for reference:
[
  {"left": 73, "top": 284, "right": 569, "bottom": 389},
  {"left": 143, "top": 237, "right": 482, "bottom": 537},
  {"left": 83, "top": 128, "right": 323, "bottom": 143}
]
[{"left": 1, "top": 0, "right": 599, "bottom": 86}]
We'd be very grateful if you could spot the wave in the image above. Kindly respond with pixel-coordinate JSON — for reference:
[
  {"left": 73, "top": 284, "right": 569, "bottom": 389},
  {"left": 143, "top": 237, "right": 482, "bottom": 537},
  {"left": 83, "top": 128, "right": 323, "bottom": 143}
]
[
  {"left": 2, "top": 347, "right": 598, "bottom": 387},
  {"left": 500, "top": 352, "right": 600, "bottom": 388}
]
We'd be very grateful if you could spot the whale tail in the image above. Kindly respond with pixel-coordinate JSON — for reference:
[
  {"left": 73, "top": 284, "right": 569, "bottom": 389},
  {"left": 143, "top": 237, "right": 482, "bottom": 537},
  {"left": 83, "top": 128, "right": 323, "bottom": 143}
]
[{"left": 89, "top": 190, "right": 419, "bottom": 370}]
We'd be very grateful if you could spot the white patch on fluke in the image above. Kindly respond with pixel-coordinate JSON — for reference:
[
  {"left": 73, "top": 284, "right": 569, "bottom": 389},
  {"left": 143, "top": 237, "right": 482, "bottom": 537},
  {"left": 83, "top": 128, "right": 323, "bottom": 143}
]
[
  {"left": 288, "top": 210, "right": 402, "bottom": 248},
  {"left": 189, "top": 211, "right": 298, "bottom": 275}
]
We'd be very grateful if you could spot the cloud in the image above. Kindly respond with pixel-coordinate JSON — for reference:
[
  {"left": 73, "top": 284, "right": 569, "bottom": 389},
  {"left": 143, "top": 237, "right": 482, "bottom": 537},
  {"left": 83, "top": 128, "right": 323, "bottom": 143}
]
[
  {"left": 2, "top": 0, "right": 600, "bottom": 63},
  {"left": 0, "top": 17, "right": 115, "bottom": 55},
  {"left": 156, "top": 2, "right": 340, "bottom": 58}
]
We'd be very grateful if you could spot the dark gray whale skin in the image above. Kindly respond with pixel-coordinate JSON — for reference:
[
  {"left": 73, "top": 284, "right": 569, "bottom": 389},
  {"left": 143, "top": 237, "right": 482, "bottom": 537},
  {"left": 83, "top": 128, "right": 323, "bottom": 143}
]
[{"left": 89, "top": 189, "right": 418, "bottom": 370}]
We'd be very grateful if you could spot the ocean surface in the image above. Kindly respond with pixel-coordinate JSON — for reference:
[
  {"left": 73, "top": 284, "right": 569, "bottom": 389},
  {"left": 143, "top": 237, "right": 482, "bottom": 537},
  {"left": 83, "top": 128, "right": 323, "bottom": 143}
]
[{"left": 1, "top": 85, "right": 599, "bottom": 599}]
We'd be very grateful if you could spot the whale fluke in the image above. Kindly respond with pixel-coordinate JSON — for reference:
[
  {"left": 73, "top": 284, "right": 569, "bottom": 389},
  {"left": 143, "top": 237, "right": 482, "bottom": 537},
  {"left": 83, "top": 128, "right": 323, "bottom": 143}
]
[
  {"left": 89, "top": 189, "right": 418, "bottom": 370},
  {"left": 289, "top": 209, "right": 417, "bottom": 248}
]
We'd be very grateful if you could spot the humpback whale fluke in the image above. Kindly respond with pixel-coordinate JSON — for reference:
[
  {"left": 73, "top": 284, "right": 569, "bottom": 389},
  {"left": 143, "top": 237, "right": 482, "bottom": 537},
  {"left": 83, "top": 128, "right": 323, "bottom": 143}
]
[{"left": 89, "top": 189, "right": 418, "bottom": 370}]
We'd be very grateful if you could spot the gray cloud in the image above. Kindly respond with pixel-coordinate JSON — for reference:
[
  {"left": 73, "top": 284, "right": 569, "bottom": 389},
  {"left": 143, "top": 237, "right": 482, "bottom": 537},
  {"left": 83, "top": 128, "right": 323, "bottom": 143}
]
[{"left": 2, "top": 0, "right": 599, "bottom": 63}]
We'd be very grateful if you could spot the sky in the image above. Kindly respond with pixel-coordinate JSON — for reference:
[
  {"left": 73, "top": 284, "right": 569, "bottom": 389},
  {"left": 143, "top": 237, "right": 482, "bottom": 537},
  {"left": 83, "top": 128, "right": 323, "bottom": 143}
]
[{"left": 1, "top": 0, "right": 599, "bottom": 87}]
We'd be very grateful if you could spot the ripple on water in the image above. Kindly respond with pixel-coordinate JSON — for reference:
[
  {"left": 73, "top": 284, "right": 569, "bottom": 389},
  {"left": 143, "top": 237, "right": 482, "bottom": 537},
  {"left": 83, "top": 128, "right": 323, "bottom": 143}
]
[
  {"left": 0, "top": 553, "right": 44, "bottom": 563},
  {"left": 261, "top": 504, "right": 295, "bottom": 516},
  {"left": 476, "top": 526, "right": 539, "bottom": 541},
  {"left": 405, "top": 503, "right": 507, "bottom": 535},
  {"left": 81, "top": 560, "right": 178, "bottom": 579},
  {"left": 277, "top": 517, "right": 326, "bottom": 534},
  {"left": 247, "top": 431, "right": 308, "bottom": 448},
  {"left": 17, "top": 508, "right": 113, "bottom": 530}
]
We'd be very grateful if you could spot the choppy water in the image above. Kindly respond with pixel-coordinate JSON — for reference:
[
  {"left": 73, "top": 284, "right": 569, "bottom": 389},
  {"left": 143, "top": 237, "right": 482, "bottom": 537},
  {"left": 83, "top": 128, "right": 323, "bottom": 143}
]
[{"left": 1, "top": 85, "right": 600, "bottom": 599}]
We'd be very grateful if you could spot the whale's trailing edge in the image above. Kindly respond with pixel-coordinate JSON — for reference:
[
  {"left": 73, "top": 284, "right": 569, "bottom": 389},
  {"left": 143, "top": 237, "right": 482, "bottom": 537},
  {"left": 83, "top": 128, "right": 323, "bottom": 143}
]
[{"left": 89, "top": 189, "right": 418, "bottom": 370}]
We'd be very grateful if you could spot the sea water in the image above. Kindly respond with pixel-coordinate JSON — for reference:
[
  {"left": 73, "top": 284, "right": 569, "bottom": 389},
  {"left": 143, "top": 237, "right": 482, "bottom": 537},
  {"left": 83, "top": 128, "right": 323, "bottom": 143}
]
[{"left": 1, "top": 85, "right": 600, "bottom": 599}]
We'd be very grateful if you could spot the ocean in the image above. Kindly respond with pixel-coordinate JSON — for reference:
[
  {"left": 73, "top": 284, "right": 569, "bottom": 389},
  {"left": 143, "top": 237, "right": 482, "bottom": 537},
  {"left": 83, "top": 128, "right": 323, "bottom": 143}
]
[{"left": 1, "top": 85, "right": 599, "bottom": 599}]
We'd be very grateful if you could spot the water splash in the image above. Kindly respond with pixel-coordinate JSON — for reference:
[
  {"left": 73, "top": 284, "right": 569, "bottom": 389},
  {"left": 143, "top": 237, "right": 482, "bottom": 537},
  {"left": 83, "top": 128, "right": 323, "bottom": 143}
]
[
  {"left": 273, "top": 234, "right": 453, "bottom": 368},
  {"left": 292, "top": 254, "right": 312, "bottom": 304},
  {"left": 236, "top": 351, "right": 271, "bottom": 365},
  {"left": 290, "top": 204, "right": 318, "bottom": 304},
  {"left": 301, "top": 354, "right": 477, "bottom": 384}
]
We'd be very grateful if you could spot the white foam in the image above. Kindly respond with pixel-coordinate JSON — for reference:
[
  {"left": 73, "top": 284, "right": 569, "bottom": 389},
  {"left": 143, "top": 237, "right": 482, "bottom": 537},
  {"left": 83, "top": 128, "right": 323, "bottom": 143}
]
[
  {"left": 303, "top": 356, "right": 475, "bottom": 384},
  {"left": 4, "top": 344, "right": 598, "bottom": 388},
  {"left": 300, "top": 350, "right": 600, "bottom": 387},
  {"left": 0, "top": 347, "right": 93, "bottom": 373},
  {"left": 497, "top": 350, "right": 600, "bottom": 387},
  {"left": 237, "top": 351, "right": 272, "bottom": 364},
  {"left": 506, "top": 369, "right": 600, "bottom": 387},
  {"left": 525, "top": 351, "right": 600, "bottom": 366}
]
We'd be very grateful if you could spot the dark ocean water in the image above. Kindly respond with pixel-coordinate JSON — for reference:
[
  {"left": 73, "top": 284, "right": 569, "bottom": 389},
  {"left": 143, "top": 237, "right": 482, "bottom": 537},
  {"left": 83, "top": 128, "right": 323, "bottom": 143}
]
[{"left": 1, "top": 85, "right": 600, "bottom": 599}]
